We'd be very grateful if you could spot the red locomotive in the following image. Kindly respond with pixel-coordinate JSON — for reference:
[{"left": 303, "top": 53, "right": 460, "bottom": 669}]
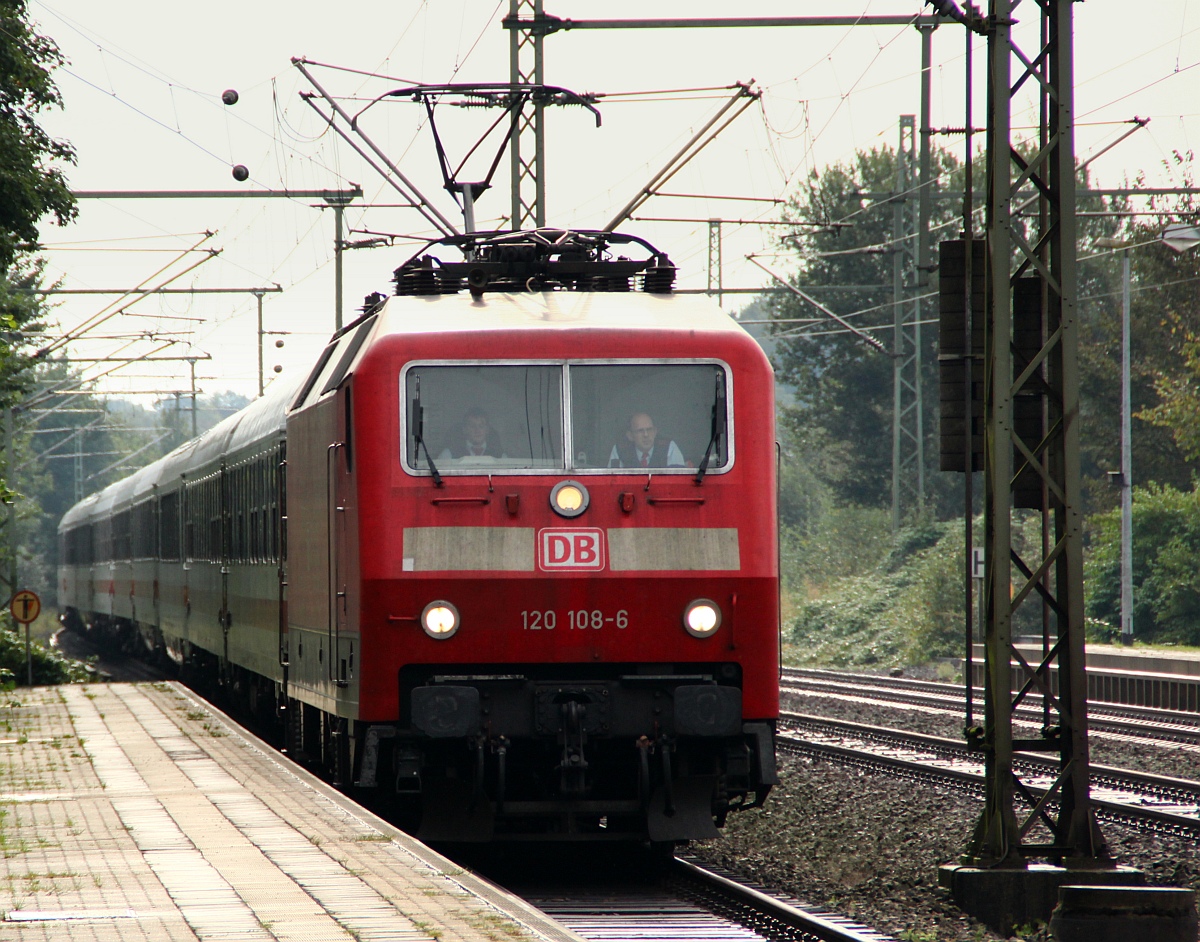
[{"left": 59, "top": 229, "right": 779, "bottom": 843}]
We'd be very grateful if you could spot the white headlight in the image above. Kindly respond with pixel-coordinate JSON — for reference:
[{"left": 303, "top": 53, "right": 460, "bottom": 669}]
[
  {"left": 421, "top": 601, "right": 460, "bottom": 639},
  {"left": 683, "top": 599, "right": 721, "bottom": 637},
  {"left": 550, "top": 479, "right": 590, "bottom": 518}
]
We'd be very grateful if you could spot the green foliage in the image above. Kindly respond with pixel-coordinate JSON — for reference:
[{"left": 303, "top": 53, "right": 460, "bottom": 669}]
[
  {"left": 769, "top": 139, "right": 1158, "bottom": 521},
  {"left": 0, "top": 3, "right": 76, "bottom": 595},
  {"left": 1141, "top": 325, "right": 1200, "bottom": 462},
  {"left": 0, "top": 0, "right": 76, "bottom": 271},
  {"left": 0, "top": 618, "right": 92, "bottom": 684},
  {"left": 1079, "top": 207, "right": 1200, "bottom": 512},
  {"left": 780, "top": 503, "right": 892, "bottom": 594},
  {"left": 784, "top": 511, "right": 1069, "bottom": 668},
  {"left": 785, "top": 517, "right": 965, "bottom": 668},
  {"left": 0, "top": 259, "right": 51, "bottom": 410},
  {"left": 1086, "top": 483, "right": 1200, "bottom": 644},
  {"left": 770, "top": 143, "right": 964, "bottom": 510}
]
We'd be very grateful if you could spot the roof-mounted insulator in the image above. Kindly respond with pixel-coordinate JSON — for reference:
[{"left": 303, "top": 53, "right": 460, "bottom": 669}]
[
  {"left": 395, "top": 256, "right": 441, "bottom": 296},
  {"left": 360, "top": 291, "right": 387, "bottom": 313},
  {"left": 643, "top": 254, "right": 676, "bottom": 294},
  {"left": 586, "top": 275, "right": 631, "bottom": 292}
]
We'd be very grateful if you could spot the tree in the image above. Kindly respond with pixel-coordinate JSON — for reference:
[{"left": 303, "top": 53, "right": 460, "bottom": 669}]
[
  {"left": 770, "top": 142, "right": 1133, "bottom": 519},
  {"left": 1086, "top": 483, "right": 1200, "bottom": 645},
  {"left": 0, "top": 1, "right": 75, "bottom": 608},
  {"left": 1078, "top": 206, "right": 1200, "bottom": 512},
  {"left": 0, "top": 0, "right": 76, "bottom": 271},
  {"left": 1123, "top": 203, "right": 1200, "bottom": 476},
  {"left": 768, "top": 142, "right": 966, "bottom": 512}
]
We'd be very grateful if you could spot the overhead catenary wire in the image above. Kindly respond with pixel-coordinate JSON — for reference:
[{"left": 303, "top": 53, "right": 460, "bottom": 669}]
[
  {"left": 29, "top": 1, "right": 1200, "bottom": 400},
  {"left": 746, "top": 254, "right": 891, "bottom": 354},
  {"left": 41, "top": 234, "right": 220, "bottom": 356}
]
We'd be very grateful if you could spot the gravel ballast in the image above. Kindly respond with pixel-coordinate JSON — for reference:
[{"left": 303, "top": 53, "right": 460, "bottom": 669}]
[{"left": 689, "top": 689, "right": 1200, "bottom": 942}]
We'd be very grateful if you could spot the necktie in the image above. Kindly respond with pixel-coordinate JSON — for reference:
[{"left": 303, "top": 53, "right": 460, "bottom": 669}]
[{"left": 640, "top": 452, "right": 649, "bottom": 467}]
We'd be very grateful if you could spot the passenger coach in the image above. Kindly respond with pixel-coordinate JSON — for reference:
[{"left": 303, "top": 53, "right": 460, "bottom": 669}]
[{"left": 59, "top": 229, "right": 779, "bottom": 843}]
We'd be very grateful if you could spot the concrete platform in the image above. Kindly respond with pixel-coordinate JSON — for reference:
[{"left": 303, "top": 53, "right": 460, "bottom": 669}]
[{"left": 0, "top": 681, "right": 585, "bottom": 942}]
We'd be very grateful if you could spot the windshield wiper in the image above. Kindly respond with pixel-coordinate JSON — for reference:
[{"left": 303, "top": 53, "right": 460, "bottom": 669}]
[
  {"left": 694, "top": 371, "right": 727, "bottom": 484},
  {"left": 411, "top": 375, "right": 443, "bottom": 487}
]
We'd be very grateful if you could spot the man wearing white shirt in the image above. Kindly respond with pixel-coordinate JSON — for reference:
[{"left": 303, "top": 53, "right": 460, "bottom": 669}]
[{"left": 608, "top": 412, "right": 685, "bottom": 468}]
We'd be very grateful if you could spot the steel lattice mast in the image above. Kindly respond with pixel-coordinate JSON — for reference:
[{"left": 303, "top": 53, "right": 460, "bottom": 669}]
[
  {"left": 507, "top": 0, "right": 546, "bottom": 229},
  {"left": 892, "top": 115, "right": 925, "bottom": 528},
  {"left": 973, "top": 0, "right": 1106, "bottom": 866}
]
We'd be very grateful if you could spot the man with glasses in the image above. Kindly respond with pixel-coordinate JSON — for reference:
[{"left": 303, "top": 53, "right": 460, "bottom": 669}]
[{"left": 608, "top": 411, "right": 685, "bottom": 468}]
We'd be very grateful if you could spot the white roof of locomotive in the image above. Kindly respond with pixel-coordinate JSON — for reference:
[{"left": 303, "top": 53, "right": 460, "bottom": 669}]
[{"left": 375, "top": 290, "right": 746, "bottom": 336}]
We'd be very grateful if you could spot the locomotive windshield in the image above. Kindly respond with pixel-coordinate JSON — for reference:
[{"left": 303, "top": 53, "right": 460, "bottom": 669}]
[
  {"left": 405, "top": 365, "right": 564, "bottom": 470},
  {"left": 402, "top": 361, "right": 730, "bottom": 475},
  {"left": 569, "top": 364, "right": 728, "bottom": 471}
]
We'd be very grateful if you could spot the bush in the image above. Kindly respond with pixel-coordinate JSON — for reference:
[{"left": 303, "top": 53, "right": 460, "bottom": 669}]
[
  {"left": 1085, "top": 483, "right": 1200, "bottom": 645},
  {"left": 781, "top": 504, "right": 892, "bottom": 596},
  {"left": 0, "top": 617, "right": 93, "bottom": 685},
  {"left": 785, "top": 518, "right": 965, "bottom": 668}
]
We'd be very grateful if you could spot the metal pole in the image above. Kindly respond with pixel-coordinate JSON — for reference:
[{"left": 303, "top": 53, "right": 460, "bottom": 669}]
[
  {"left": 707, "top": 220, "right": 723, "bottom": 304},
  {"left": 962, "top": 17, "right": 976, "bottom": 732},
  {"left": 74, "top": 419, "right": 83, "bottom": 502},
  {"left": 333, "top": 203, "right": 344, "bottom": 331},
  {"left": 918, "top": 24, "right": 934, "bottom": 289},
  {"left": 533, "top": 4, "right": 546, "bottom": 228},
  {"left": 508, "top": 0, "right": 546, "bottom": 229},
  {"left": 892, "top": 125, "right": 905, "bottom": 533},
  {"left": 524, "top": 15, "right": 944, "bottom": 30},
  {"left": 255, "top": 290, "right": 265, "bottom": 398},
  {"left": 189, "top": 359, "right": 198, "bottom": 438},
  {"left": 5, "top": 408, "right": 27, "bottom": 685},
  {"left": 981, "top": 0, "right": 1021, "bottom": 866},
  {"left": 1120, "top": 248, "right": 1133, "bottom": 645},
  {"left": 5, "top": 408, "right": 13, "bottom": 605}
]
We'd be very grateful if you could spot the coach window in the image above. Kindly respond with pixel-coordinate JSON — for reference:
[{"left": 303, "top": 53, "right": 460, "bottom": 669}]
[
  {"left": 160, "top": 491, "right": 181, "bottom": 561},
  {"left": 403, "top": 365, "right": 564, "bottom": 473},
  {"left": 568, "top": 363, "right": 730, "bottom": 472},
  {"left": 112, "top": 510, "right": 132, "bottom": 560}
]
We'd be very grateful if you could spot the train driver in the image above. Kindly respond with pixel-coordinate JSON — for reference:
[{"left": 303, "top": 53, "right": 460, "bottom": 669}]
[
  {"left": 439, "top": 406, "right": 506, "bottom": 460},
  {"left": 608, "top": 411, "right": 685, "bottom": 468}
]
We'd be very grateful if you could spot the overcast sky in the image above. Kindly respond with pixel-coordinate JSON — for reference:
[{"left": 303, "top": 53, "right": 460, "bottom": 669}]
[{"left": 26, "top": 0, "right": 1200, "bottom": 401}]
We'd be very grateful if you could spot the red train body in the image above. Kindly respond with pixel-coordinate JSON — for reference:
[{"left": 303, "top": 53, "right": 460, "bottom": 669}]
[{"left": 58, "top": 230, "right": 779, "bottom": 843}]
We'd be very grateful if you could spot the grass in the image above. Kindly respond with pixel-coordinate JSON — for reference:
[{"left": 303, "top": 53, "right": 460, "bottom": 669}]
[{"left": 462, "top": 911, "right": 529, "bottom": 940}]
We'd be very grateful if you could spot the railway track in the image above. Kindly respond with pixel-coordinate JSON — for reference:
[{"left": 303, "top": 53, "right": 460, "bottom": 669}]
[
  {"left": 782, "top": 666, "right": 1200, "bottom": 749},
  {"left": 52, "top": 626, "right": 171, "bottom": 683},
  {"left": 477, "top": 848, "right": 897, "bottom": 942},
  {"left": 52, "top": 640, "right": 899, "bottom": 942},
  {"left": 779, "top": 712, "right": 1200, "bottom": 835}
]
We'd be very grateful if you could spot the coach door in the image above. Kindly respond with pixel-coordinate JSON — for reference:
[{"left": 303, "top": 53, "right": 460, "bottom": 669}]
[
  {"left": 327, "top": 386, "right": 351, "bottom": 689},
  {"left": 150, "top": 487, "right": 161, "bottom": 630},
  {"left": 277, "top": 442, "right": 289, "bottom": 694},
  {"left": 219, "top": 463, "right": 232, "bottom": 678},
  {"left": 181, "top": 478, "right": 191, "bottom": 639}
]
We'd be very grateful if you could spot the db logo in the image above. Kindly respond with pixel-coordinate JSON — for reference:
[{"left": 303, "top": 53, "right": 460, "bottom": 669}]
[{"left": 538, "top": 528, "right": 606, "bottom": 571}]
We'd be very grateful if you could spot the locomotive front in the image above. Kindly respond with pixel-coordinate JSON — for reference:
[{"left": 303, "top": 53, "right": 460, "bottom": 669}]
[{"left": 344, "top": 232, "right": 779, "bottom": 842}]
